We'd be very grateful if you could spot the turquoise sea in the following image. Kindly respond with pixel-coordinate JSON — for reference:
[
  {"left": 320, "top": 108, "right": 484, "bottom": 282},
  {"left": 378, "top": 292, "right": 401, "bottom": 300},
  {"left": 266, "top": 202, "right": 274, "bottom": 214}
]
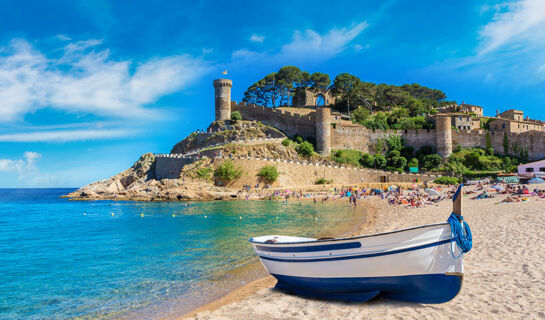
[{"left": 0, "top": 189, "right": 361, "bottom": 319}]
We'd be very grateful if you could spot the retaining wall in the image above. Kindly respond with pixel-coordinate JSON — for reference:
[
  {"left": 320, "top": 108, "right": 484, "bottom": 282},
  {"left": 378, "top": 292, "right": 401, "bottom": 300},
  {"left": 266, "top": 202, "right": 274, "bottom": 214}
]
[{"left": 153, "top": 154, "right": 438, "bottom": 186}]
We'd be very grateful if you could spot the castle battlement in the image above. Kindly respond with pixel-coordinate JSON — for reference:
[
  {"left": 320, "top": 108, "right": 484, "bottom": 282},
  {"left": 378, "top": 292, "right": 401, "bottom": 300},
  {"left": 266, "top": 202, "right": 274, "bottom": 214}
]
[{"left": 217, "top": 79, "right": 545, "bottom": 161}]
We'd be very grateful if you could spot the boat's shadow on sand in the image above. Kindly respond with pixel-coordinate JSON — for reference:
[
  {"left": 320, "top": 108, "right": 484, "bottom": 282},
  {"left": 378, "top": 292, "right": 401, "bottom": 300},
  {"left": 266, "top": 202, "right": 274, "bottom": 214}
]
[{"left": 272, "top": 287, "right": 440, "bottom": 310}]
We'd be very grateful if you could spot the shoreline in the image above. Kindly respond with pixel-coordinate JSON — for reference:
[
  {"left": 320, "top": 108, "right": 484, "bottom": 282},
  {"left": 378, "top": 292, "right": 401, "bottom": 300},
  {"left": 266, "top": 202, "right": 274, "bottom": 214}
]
[
  {"left": 170, "top": 197, "right": 379, "bottom": 320},
  {"left": 176, "top": 185, "right": 545, "bottom": 319}
]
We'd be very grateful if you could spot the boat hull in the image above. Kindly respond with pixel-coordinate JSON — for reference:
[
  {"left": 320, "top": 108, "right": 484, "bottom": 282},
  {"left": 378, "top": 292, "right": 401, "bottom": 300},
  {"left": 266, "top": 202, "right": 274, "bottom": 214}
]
[
  {"left": 273, "top": 273, "right": 462, "bottom": 303},
  {"left": 250, "top": 223, "right": 464, "bottom": 303}
]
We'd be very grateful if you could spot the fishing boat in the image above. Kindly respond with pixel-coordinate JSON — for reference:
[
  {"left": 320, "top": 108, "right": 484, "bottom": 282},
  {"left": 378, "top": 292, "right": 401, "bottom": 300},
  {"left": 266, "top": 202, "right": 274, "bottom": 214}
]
[{"left": 249, "top": 184, "right": 472, "bottom": 303}]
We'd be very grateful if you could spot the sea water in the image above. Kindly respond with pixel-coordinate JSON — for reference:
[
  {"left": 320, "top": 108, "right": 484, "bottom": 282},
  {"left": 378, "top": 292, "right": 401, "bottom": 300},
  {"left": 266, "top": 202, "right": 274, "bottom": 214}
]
[{"left": 0, "top": 189, "right": 362, "bottom": 319}]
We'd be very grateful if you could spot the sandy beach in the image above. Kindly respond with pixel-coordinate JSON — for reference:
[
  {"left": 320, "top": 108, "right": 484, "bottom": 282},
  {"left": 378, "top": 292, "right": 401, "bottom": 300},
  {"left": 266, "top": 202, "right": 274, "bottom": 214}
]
[{"left": 179, "top": 187, "right": 545, "bottom": 319}]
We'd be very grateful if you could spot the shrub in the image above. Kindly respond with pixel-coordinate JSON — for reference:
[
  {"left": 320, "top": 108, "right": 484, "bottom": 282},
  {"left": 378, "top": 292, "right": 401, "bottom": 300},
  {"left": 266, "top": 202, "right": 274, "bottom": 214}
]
[
  {"left": 389, "top": 156, "right": 407, "bottom": 170},
  {"left": 295, "top": 135, "right": 304, "bottom": 143},
  {"left": 374, "top": 154, "right": 387, "bottom": 169},
  {"left": 331, "top": 149, "right": 363, "bottom": 166},
  {"left": 416, "top": 145, "right": 434, "bottom": 161},
  {"left": 196, "top": 167, "right": 213, "bottom": 181},
  {"left": 257, "top": 165, "right": 279, "bottom": 184},
  {"left": 296, "top": 141, "right": 314, "bottom": 157},
  {"left": 231, "top": 111, "right": 242, "bottom": 121},
  {"left": 315, "top": 178, "right": 333, "bottom": 185},
  {"left": 281, "top": 139, "right": 291, "bottom": 146},
  {"left": 214, "top": 160, "right": 243, "bottom": 184},
  {"left": 422, "top": 154, "right": 442, "bottom": 170},
  {"left": 453, "top": 144, "right": 463, "bottom": 153},
  {"left": 360, "top": 153, "right": 375, "bottom": 168},
  {"left": 408, "top": 158, "right": 419, "bottom": 168},
  {"left": 435, "top": 176, "right": 460, "bottom": 185}
]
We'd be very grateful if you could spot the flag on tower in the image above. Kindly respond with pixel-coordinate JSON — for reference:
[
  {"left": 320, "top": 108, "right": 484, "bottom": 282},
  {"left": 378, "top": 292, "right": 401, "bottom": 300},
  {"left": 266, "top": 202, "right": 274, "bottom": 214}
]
[{"left": 222, "top": 70, "right": 228, "bottom": 75}]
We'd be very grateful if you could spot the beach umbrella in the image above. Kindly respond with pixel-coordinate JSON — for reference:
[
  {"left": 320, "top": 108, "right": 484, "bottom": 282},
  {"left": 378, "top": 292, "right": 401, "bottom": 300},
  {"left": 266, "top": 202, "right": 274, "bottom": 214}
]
[
  {"left": 528, "top": 178, "right": 545, "bottom": 184},
  {"left": 424, "top": 189, "right": 440, "bottom": 196}
]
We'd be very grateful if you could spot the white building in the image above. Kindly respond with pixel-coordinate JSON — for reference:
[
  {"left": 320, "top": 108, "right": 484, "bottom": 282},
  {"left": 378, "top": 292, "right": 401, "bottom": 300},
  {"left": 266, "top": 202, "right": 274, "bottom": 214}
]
[{"left": 517, "top": 159, "right": 545, "bottom": 174}]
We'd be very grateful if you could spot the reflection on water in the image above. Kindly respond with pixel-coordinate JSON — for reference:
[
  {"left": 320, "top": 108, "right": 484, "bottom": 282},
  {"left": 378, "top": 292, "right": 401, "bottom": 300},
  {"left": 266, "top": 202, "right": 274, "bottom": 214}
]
[{"left": 0, "top": 189, "right": 363, "bottom": 319}]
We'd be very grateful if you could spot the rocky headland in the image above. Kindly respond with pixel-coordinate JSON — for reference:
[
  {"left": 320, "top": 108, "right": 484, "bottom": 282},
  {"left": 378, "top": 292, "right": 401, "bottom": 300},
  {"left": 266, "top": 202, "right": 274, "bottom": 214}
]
[{"left": 63, "top": 120, "right": 343, "bottom": 201}]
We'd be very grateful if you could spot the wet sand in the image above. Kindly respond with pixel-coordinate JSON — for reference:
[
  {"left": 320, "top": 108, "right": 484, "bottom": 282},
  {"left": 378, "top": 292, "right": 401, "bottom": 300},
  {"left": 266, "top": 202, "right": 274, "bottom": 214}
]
[{"left": 178, "top": 190, "right": 545, "bottom": 319}]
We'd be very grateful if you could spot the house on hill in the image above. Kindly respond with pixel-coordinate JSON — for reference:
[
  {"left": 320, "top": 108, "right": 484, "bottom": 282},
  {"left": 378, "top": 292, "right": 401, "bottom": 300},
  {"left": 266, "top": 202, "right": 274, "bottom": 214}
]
[{"left": 489, "top": 109, "right": 545, "bottom": 134}]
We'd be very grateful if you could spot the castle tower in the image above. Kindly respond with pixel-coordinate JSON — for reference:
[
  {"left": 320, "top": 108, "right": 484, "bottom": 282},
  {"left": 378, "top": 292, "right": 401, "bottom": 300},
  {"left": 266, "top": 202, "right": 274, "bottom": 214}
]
[
  {"left": 435, "top": 115, "right": 453, "bottom": 157},
  {"left": 316, "top": 107, "right": 331, "bottom": 155},
  {"left": 213, "top": 79, "right": 232, "bottom": 121}
]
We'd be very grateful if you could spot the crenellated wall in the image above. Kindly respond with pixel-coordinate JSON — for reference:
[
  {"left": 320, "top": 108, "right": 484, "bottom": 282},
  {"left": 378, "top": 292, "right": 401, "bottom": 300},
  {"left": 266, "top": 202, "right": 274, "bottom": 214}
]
[
  {"left": 153, "top": 154, "right": 439, "bottom": 185},
  {"left": 231, "top": 101, "right": 317, "bottom": 139}
]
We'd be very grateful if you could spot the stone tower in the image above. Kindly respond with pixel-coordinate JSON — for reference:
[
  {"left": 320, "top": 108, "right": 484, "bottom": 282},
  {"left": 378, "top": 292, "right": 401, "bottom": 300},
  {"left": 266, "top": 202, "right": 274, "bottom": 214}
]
[
  {"left": 213, "top": 79, "right": 232, "bottom": 121},
  {"left": 316, "top": 107, "right": 331, "bottom": 155},
  {"left": 435, "top": 115, "right": 453, "bottom": 157}
]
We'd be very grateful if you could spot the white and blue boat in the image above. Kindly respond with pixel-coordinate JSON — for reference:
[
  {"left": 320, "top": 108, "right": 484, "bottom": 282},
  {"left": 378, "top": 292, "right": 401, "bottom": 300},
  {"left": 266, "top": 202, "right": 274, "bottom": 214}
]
[{"left": 249, "top": 184, "right": 472, "bottom": 303}]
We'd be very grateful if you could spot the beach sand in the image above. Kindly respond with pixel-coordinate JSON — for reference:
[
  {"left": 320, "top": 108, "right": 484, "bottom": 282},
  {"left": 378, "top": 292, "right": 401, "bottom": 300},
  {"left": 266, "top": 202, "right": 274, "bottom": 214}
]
[{"left": 180, "top": 191, "right": 545, "bottom": 319}]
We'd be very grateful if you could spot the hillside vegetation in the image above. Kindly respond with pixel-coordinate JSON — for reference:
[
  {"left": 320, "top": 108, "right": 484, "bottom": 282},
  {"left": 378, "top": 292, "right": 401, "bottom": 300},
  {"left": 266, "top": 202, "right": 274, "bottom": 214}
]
[{"left": 242, "top": 65, "right": 454, "bottom": 130}]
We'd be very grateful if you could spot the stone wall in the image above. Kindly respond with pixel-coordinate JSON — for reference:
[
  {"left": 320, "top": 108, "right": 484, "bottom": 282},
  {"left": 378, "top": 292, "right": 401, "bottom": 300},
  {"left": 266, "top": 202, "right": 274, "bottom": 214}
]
[
  {"left": 155, "top": 155, "right": 195, "bottom": 180},
  {"left": 221, "top": 157, "right": 436, "bottom": 189},
  {"left": 489, "top": 130, "right": 545, "bottom": 160},
  {"left": 231, "top": 101, "right": 317, "bottom": 139},
  {"left": 330, "top": 124, "right": 437, "bottom": 154},
  {"left": 153, "top": 154, "right": 438, "bottom": 186}
]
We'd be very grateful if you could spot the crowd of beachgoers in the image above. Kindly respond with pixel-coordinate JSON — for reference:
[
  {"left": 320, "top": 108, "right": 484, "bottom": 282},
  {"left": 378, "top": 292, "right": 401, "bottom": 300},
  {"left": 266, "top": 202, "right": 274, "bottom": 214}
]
[{"left": 236, "top": 179, "right": 545, "bottom": 208}]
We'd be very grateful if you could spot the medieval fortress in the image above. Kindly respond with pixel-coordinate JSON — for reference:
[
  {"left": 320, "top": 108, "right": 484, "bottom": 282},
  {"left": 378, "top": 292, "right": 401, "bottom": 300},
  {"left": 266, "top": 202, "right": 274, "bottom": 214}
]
[
  {"left": 213, "top": 78, "right": 545, "bottom": 161},
  {"left": 153, "top": 78, "right": 544, "bottom": 186}
]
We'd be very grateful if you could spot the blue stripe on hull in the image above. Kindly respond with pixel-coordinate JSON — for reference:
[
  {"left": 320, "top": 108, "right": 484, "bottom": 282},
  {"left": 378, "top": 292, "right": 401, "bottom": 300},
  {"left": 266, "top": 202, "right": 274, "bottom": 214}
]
[{"left": 271, "top": 273, "right": 463, "bottom": 304}]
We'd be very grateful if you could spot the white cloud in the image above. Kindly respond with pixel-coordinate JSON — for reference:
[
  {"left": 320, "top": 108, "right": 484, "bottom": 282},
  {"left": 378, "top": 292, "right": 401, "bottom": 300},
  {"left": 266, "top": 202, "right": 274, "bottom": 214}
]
[
  {"left": 0, "top": 39, "right": 211, "bottom": 122},
  {"left": 0, "top": 152, "right": 59, "bottom": 186},
  {"left": 250, "top": 34, "right": 265, "bottom": 43},
  {"left": 479, "top": 0, "right": 545, "bottom": 55},
  {"left": 0, "top": 128, "right": 134, "bottom": 142},
  {"left": 233, "top": 22, "right": 368, "bottom": 64},
  {"left": 0, "top": 151, "right": 40, "bottom": 174}
]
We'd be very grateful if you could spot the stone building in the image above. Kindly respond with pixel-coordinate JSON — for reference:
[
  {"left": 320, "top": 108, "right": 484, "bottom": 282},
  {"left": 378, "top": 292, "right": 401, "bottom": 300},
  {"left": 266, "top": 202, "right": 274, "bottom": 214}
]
[
  {"left": 218, "top": 79, "right": 545, "bottom": 161},
  {"left": 451, "top": 113, "right": 481, "bottom": 131},
  {"left": 490, "top": 109, "right": 545, "bottom": 134},
  {"left": 459, "top": 103, "right": 483, "bottom": 117},
  {"left": 291, "top": 87, "right": 336, "bottom": 107}
]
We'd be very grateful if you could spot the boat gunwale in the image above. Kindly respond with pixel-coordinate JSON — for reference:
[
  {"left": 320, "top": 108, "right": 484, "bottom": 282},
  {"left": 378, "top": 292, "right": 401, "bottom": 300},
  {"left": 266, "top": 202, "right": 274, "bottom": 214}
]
[{"left": 249, "top": 222, "right": 450, "bottom": 245}]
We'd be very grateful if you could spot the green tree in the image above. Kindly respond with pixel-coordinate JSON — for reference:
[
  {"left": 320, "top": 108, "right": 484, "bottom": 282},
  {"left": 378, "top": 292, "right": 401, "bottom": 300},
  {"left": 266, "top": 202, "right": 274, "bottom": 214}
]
[
  {"left": 231, "top": 111, "right": 242, "bottom": 121},
  {"left": 296, "top": 141, "right": 314, "bottom": 157},
  {"left": 214, "top": 161, "right": 243, "bottom": 184},
  {"left": 360, "top": 153, "right": 375, "bottom": 167},
  {"left": 309, "top": 72, "right": 331, "bottom": 96},
  {"left": 416, "top": 145, "right": 434, "bottom": 162},
  {"left": 353, "top": 106, "right": 370, "bottom": 124},
  {"left": 331, "top": 73, "right": 362, "bottom": 115},
  {"left": 408, "top": 158, "right": 419, "bottom": 168},
  {"left": 257, "top": 165, "right": 279, "bottom": 184},
  {"left": 422, "top": 154, "right": 442, "bottom": 170},
  {"left": 277, "top": 66, "right": 303, "bottom": 104},
  {"left": 374, "top": 154, "right": 387, "bottom": 169}
]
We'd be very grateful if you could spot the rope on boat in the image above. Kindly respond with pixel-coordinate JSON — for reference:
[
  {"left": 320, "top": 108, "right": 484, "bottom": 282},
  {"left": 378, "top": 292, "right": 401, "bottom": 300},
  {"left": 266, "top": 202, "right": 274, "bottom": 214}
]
[{"left": 447, "top": 213, "right": 472, "bottom": 258}]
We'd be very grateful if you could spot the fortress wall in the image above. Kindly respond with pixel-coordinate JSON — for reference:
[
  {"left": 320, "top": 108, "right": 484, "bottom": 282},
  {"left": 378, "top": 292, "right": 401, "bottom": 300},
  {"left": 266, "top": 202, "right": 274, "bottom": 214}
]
[
  {"left": 153, "top": 154, "right": 438, "bottom": 185},
  {"left": 330, "top": 124, "right": 437, "bottom": 154},
  {"left": 215, "top": 157, "right": 437, "bottom": 188},
  {"left": 452, "top": 131, "right": 486, "bottom": 149},
  {"left": 489, "top": 130, "right": 545, "bottom": 160},
  {"left": 231, "top": 102, "right": 316, "bottom": 139},
  {"left": 155, "top": 156, "right": 195, "bottom": 179}
]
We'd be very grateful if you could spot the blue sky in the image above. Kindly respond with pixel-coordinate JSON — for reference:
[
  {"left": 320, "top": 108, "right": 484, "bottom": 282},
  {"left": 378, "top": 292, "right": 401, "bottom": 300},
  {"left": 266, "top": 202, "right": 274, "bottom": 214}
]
[{"left": 1, "top": 0, "right": 544, "bottom": 187}]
